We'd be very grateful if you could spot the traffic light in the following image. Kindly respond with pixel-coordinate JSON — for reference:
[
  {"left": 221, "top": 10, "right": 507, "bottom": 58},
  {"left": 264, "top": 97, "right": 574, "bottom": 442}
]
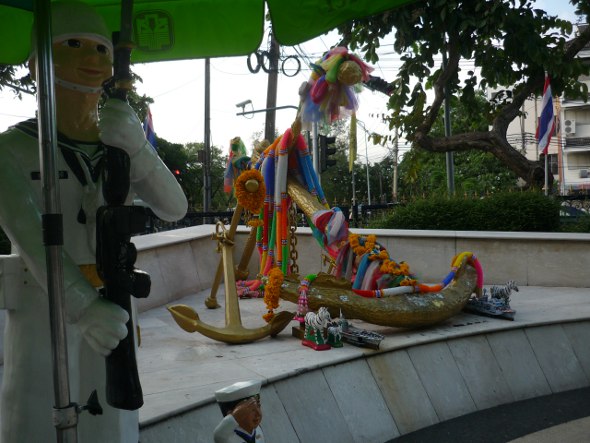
[
  {"left": 319, "top": 134, "right": 337, "bottom": 172},
  {"left": 172, "top": 169, "right": 182, "bottom": 182}
]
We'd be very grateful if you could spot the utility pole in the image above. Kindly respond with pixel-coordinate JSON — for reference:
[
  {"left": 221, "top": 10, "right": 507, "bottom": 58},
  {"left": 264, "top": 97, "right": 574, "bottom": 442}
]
[
  {"left": 351, "top": 166, "right": 357, "bottom": 227},
  {"left": 378, "top": 166, "right": 383, "bottom": 202},
  {"left": 363, "top": 127, "right": 371, "bottom": 205},
  {"left": 203, "top": 58, "right": 211, "bottom": 217},
  {"left": 442, "top": 46, "right": 455, "bottom": 196},
  {"left": 520, "top": 102, "right": 526, "bottom": 154},
  {"left": 356, "top": 120, "right": 372, "bottom": 205},
  {"left": 393, "top": 134, "right": 399, "bottom": 203},
  {"left": 264, "top": 33, "right": 280, "bottom": 143},
  {"left": 312, "top": 122, "right": 319, "bottom": 177}
]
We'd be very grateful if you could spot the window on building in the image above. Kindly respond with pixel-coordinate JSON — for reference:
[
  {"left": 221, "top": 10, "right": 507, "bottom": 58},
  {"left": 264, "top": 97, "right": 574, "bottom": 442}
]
[
  {"left": 567, "top": 152, "right": 590, "bottom": 170},
  {"left": 548, "top": 154, "right": 558, "bottom": 175}
]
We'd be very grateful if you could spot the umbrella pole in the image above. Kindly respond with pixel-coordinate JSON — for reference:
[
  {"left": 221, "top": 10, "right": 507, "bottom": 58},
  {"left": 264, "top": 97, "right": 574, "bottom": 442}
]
[{"left": 34, "top": 0, "right": 78, "bottom": 441}]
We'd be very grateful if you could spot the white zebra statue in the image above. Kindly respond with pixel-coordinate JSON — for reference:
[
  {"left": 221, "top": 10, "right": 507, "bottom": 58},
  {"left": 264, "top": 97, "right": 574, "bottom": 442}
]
[
  {"left": 327, "top": 321, "right": 343, "bottom": 348},
  {"left": 490, "top": 280, "right": 519, "bottom": 302},
  {"left": 464, "top": 280, "right": 517, "bottom": 320},
  {"left": 303, "top": 307, "right": 332, "bottom": 350}
]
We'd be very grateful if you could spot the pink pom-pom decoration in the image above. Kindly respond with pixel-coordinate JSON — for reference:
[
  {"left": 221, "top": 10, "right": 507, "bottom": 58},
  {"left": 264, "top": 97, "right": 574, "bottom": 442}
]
[{"left": 301, "top": 47, "right": 373, "bottom": 128}]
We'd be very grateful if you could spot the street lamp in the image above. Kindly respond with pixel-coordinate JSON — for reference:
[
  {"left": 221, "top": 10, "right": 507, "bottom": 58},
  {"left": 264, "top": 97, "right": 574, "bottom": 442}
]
[
  {"left": 235, "top": 99, "right": 253, "bottom": 115},
  {"left": 235, "top": 99, "right": 252, "bottom": 108},
  {"left": 356, "top": 120, "right": 372, "bottom": 205},
  {"left": 235, "top": 100, "right": 300, "bottom": 151},
  {"left": 235, "top": 101, "right": 298, "bottom": 117}
]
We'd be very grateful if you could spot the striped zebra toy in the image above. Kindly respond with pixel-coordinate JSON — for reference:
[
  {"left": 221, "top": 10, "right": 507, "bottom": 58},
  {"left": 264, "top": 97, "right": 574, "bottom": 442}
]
[{"left": 302, "top": 307, "right": 332, "bottom": 350}]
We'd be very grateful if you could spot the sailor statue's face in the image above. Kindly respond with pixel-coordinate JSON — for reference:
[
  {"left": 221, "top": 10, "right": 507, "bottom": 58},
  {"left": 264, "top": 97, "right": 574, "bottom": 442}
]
[
  {"left": 52, "top": 37, "right": 113, "bottom": 91},
  {"left": 234, "top": 397, "right": 262, "bottom": 434}
]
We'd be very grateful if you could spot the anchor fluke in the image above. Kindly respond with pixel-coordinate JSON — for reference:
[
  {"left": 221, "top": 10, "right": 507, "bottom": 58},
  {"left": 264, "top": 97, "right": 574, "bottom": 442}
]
[
  {"left": 167, "top": 304, "right": 201, "bottom": 333},
  {"left": 168, "top": 304, "right": 295, "bottom": 344}
]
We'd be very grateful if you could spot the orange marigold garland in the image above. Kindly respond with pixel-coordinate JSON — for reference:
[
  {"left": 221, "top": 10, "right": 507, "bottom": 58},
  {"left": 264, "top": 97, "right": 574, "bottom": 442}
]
[
  {"left": 337, "top": 233, "right": 483, "bottom": 298},
  {"left": 344, "top": 233, "right": 421, "bottom": 294},
  {"left": 349, "top": 233, "right": 377, "bottom": 256},
  {"left": 247, "top": 218, "right": 264, "bottom": 228},
  {"left": 234, "top": 169, "right": 265, "bottom": 214},
  {"left": 263, "top": 267, "right": 283, "bottom": 322}
]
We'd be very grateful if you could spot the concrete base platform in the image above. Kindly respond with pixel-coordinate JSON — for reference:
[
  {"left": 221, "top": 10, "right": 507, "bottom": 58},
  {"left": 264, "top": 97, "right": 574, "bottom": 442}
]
[
  {"left": 510, "top": 415, "right": 590, "bottom": 442},
  {"left": 137, "top": 285, "right": 590, "bottom": 443}
]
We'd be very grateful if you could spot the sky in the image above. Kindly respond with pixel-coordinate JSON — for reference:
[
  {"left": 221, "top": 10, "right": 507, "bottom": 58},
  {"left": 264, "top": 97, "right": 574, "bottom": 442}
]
[{"left": 0, "top": 0, "right": 580, "bottom": 165}]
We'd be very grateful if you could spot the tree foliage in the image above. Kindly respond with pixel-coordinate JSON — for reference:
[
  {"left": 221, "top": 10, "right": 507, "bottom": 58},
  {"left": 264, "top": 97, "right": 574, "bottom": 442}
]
[
  {"left": 398, "top": 91, "right": 519, "bottom": 197},
  {"left": 0, "top": 64, "right": 35, "bottom": 98},
  {"left": 338, "top": 0, "right": 590, "bottom": 190},
  {"left": 156, "top": 139, "right": 230, "bottom": 211},
  {"left": 0, "top": 61, "right": 229, "bottom": 213}
]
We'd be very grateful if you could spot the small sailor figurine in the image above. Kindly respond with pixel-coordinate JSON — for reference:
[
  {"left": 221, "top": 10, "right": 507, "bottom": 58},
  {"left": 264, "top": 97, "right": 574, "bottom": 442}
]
[{"left": 213, "top": 380, "right": 265, "bottom": 443}]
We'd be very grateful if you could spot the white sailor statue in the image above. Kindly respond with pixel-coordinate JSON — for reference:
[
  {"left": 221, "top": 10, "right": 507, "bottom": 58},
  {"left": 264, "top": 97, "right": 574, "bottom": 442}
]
[
  {"left": 214, "top": 380, "right": 265, "bottom": 443},
  {"left": 0, "top": 1, "right": 187, "bottom": 442}
]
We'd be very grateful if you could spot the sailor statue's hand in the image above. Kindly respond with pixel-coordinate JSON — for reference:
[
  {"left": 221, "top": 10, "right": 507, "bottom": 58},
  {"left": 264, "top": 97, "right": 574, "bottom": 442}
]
[
  {"left": 99, "top": 98, "right": 148, "bottom": 156},
  {"left": 78, "top": 297, "right": 129, "bottom": 356}
]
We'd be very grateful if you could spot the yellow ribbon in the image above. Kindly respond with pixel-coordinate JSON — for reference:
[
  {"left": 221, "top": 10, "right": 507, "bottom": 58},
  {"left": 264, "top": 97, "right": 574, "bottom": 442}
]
[{"left": 79, "top": 264, "right": 103, "bottom": 288}]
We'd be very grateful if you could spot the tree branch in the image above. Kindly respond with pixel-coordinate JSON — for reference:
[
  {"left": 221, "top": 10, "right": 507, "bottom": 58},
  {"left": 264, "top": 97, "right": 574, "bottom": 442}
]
[{"left": 416, "top": 34, "right": 461, "bottom": 140}]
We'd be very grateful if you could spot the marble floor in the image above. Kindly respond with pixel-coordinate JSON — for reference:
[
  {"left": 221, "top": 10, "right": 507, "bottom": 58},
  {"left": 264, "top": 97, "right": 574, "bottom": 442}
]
[{"left": 137, "top": 284, "right": 590, "bottom": 426}]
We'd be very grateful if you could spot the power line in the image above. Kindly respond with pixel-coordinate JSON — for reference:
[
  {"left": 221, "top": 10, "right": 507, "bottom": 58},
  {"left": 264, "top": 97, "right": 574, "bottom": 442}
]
[{"left": 0, "top": 111, "right": 34, "bottom": 118}]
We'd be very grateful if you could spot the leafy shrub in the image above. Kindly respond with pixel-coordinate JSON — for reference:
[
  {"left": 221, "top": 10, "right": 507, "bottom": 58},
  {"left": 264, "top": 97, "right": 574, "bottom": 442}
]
[
  {"left": 371, "top": 192, "right": 562, "bottom": 232},
  {"left": 560, "top": 215, "right": 590, "bottom": 233}
]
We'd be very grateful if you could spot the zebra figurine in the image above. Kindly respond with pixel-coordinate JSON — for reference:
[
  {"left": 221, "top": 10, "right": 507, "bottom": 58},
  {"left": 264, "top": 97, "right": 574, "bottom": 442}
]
[
  {"left": 302, "top": 307, "right": 332, "bottom": 350},
  {"left": 327, "top": 320, "right": 343, "bottom": 348},
  {"left": 464, "top": 280, "right": 517, "bottom": 320},
  {"left": 490, "top": 280, "right": 519, "bottom": 303}
]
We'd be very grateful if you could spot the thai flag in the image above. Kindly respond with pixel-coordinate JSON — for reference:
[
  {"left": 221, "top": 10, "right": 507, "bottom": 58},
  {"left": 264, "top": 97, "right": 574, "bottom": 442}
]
[
  {"left": 143, "top": 107, "right": 157, "bottom": 150},
  {"left": 535, "top": 74, "right": 555, "bottom": 156}
]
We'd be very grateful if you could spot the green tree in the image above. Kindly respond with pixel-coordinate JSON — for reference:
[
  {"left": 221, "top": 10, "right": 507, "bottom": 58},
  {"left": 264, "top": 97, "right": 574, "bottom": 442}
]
[
  {"left": 0, "top": 63, "right": 154, "bottom": 121},
  {"left": 99, "top": 71, "right": 154, "bottom": 120},
  {"left": 319, "top": 147, "right": 353, "bottom": 205},
  {"left": 0, "top": 64, "right": 34, "bottom": 98},
  {"left": 156, "top": 139, "right": 229, "bottom": 211},
  {"left": 338, "top": 0, "right": 590, "bottom": 190},
  {"left": 397, "top": 91, "right": 519, "bottom": 197},
  {"left": 372, "top": 157, "right": 395, "bottom": 203},
  {"left": 315, "top": 119, "right": 358, "bottom": 205}
]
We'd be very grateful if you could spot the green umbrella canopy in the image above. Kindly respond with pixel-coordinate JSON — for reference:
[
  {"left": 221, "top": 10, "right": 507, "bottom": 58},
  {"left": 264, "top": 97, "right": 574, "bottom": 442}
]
[{"left": 0, "top": 0, "right": 415, "bottom": 65}]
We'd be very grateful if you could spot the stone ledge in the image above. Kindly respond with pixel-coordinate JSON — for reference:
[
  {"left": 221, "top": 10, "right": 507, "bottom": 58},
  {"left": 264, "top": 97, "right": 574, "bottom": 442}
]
[
  {"left": 139, "top": 319, "right": 590, "bottom": 442},
  {"left": 132, "top": 227, "right": 590, "bottom": 315}
]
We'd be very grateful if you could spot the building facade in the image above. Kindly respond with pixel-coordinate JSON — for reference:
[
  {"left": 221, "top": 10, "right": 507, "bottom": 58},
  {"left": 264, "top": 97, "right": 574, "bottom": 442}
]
[{"left": 502, "top": 24, "right": 590, "bottom": 195}]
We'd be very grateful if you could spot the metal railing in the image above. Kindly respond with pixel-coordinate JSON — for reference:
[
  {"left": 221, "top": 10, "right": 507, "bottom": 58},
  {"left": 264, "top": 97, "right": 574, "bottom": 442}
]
[{"left": 140, "top": 203, "right": 399, "bottom": 234}]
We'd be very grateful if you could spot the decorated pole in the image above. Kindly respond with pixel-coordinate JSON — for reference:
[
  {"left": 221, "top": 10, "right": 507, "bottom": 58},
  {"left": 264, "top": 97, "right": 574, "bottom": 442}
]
[{"left": 33, "top": 1, "right": 80, "bottom": 440}]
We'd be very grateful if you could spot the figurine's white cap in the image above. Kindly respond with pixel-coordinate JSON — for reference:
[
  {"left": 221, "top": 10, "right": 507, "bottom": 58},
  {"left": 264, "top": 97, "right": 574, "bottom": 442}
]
[
  {"left": 30, "top": 1, "right": 113, "bottom": 59},
  {"left": 214, "top": 380, "right": 262, "bottom": 403}
]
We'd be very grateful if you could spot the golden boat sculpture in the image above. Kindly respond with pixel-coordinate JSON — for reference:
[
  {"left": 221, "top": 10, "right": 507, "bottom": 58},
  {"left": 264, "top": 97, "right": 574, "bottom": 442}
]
[{"left": 280, "top": 258, "right": 478, "bottom": 328}]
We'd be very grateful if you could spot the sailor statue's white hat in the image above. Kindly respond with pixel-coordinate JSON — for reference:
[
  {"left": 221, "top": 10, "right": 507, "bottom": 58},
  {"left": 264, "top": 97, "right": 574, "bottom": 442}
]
[
  {"left": 30, "top": 1, "right": 113, "bottom": 59},
  {"left": 214, "top": 380, "right": 262, "bottom": 403}
]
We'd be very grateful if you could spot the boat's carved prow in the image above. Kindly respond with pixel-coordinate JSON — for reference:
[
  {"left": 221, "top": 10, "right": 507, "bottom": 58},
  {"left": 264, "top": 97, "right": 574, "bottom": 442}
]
[{"left": 280, "top": 258, "right": 478, "bottom": 328}]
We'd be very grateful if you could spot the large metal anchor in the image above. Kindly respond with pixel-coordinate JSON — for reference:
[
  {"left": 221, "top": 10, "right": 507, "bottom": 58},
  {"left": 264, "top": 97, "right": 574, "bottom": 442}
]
[{"left": 167, "top": 203, "right": 294, "bottom": 344}]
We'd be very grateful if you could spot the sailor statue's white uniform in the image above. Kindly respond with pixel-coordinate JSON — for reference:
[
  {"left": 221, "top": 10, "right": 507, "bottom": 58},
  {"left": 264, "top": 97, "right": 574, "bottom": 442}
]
[
  {"left": 0, "top": 3, "right": 187, "bottom": 441},
  {"left": 214, "top": 415, "right": 265, "bottom": 443},
  {"left": 0, "top": 118, "right": 186, "bottom": 442},
  {"left": 213, "top": 380, "right": 265, "bottom": 443}
]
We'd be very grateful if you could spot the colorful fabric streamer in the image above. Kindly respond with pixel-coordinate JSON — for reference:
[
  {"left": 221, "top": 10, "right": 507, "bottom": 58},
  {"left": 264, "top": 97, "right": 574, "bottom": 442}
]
[
  {"left": 311, "top": 208, "right": 348, "bottom": 258},
  {"left": 223, "top": 137, "right": 249, "bottom": 193},
  {"left": 300, "top": 46, "right": 373, "bottom": 130}
]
